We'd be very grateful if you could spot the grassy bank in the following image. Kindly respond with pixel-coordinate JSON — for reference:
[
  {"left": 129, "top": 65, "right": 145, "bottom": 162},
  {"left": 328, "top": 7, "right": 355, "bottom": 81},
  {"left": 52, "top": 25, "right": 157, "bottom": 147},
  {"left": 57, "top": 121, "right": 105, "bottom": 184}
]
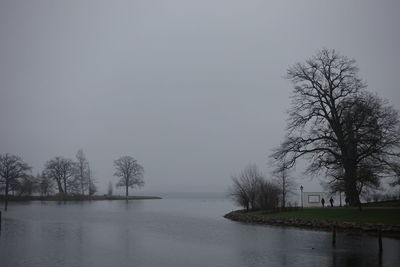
[
  {"left": 0, "top": 194, "right": 162, "bottom": 201},
  {"left": 225, "top": 207, "right": 400, "bottom": 237},
  {"left": 245, "top": 207, "right": 400, "bottom": 225}
]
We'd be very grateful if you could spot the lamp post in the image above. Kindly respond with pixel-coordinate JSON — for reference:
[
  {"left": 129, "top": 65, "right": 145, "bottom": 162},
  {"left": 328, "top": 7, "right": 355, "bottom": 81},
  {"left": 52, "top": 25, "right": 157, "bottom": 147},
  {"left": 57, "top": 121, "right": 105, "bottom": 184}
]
[{"left": 300, "top": 185, "right": 304, "bottom": 208}]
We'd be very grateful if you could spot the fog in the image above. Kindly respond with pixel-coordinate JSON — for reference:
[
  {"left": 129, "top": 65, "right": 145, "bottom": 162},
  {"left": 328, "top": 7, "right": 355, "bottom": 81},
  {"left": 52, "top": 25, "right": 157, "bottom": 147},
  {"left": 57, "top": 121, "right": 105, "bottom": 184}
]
[{"left": 1, "top": 0, "right": 399, "bottom": 194}]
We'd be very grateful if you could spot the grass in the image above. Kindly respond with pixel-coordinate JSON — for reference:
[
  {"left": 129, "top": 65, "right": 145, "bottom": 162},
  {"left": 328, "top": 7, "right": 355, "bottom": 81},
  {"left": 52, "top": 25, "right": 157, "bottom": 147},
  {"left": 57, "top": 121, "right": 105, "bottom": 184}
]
[{"left": 246, "top": 207, "right": 400, "bottom": 225}]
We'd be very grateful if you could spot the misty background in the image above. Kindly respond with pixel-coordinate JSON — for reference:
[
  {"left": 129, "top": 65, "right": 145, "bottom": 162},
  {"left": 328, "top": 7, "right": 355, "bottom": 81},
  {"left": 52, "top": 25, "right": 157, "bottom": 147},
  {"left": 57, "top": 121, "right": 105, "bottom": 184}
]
[{"left": 0, "top": 0, "right": 399, "bottom": 194}]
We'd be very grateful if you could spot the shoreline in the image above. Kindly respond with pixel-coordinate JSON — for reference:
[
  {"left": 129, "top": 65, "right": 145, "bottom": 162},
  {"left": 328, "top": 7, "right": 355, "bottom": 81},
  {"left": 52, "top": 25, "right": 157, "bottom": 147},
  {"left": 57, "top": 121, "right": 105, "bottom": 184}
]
[
  {"left": 224, "top": 210, "right": 400, "bottom": 238},
  {"left": 0, "top": 195, "right": 162, "bottom": 202}
]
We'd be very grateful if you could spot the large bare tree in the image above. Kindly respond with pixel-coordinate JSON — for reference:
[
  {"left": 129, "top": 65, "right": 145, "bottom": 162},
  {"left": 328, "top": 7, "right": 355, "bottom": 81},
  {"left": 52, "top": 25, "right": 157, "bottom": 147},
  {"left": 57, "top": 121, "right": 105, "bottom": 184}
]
[
  {"left": 114, "top": 156, "right": 144, "bottom": 198},
  {"left": 272, "top": 49, "right": 400, "bottom": 206},
  {"left": 0, "top": 153, "right": 31, "bottom": 210},
  {"left": 44, "top": 157, "right": 75, "bottom": 194}
]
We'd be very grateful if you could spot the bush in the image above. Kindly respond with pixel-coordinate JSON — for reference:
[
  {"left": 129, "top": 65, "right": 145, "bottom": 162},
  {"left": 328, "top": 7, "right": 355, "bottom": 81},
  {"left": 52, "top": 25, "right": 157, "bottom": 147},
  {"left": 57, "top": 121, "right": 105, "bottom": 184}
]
[{"left": 229, "top": 165, "right": 280, "bottom": 211}]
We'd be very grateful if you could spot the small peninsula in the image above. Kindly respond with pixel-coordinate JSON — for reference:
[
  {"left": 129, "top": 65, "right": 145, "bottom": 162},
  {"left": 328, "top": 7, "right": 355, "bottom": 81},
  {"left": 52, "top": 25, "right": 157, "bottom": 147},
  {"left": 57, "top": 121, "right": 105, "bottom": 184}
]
[{"left": 224, "top": 204, "right": 400, "bottom": 238}]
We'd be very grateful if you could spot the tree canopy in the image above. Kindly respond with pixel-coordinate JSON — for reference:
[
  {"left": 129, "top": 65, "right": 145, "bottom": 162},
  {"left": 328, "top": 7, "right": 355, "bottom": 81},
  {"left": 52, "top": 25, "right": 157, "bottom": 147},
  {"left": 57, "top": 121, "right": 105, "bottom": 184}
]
[
  {"left": 0, "top": 153, "right": 31, "bottom": 210},
  {"left": 44, "top": 156, "right": 75, "bottom": 194},
  {"left": 114, "top": 156, "right": 144, "bottom": 197}
]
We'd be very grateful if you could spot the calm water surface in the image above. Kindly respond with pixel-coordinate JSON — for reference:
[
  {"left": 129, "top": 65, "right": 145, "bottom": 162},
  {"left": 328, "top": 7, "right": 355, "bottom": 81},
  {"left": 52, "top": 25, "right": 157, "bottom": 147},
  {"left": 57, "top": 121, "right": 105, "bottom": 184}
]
[{"left": 0, "top": 194, "right": 399, "bottom": 267}]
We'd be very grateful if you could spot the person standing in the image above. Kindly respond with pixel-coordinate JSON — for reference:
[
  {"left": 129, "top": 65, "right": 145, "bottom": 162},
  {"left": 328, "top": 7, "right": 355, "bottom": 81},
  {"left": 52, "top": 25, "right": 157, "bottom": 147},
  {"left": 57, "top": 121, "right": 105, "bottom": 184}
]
[
  {"left": 321, "top": 198, "right": 325, "bottom": 208},
  {"left": 329, "top": 197, "right": 334, "bottom": 207}
]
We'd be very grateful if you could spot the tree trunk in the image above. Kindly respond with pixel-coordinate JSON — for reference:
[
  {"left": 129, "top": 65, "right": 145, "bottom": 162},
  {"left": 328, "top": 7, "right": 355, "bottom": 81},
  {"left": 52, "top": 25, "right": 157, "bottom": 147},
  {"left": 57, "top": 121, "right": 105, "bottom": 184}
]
[
  {"left": 282, "top": 174, "right": 286, "bottom": 209},
  {"left": 87, "top": 175, "right": 91, "bottom": 196},
  {"left": 64, "top": 180, "right": 67, "bottom": 195},
  {"left": 56, "top": 180, "right": 63, "bottom": 194},
  {"left": 4, "top": 180, "right": 9, "bottom": 211},
  {"left": 344, "top": 166, "right": 360, "bottom": 207},
  {"left": 342, "top": 120, "right": 361, "bottom": 207},
  {"left": 125, "top": 185, "right": 128, "bottom": 198}
]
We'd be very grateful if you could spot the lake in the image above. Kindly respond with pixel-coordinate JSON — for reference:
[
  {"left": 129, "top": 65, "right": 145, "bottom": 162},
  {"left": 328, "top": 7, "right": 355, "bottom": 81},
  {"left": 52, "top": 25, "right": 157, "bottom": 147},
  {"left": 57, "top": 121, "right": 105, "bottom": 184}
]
[{"left": 0, "top": 193, "right": 399, "bottom": 267}]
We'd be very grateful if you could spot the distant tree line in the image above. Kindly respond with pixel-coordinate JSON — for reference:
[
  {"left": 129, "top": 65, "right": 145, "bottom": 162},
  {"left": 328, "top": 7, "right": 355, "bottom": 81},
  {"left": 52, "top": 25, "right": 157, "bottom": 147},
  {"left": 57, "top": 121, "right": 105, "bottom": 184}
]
[
  {"left": 0, "top": 150, "right": 97, "bottom": 210},
  {"left": 0, "top": 151, "right": 145, "bottom": 210}
]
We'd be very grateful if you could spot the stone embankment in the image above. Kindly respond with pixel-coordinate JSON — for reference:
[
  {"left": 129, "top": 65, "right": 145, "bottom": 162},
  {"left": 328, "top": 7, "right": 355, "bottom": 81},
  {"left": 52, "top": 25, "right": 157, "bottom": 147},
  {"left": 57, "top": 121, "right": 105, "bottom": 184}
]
[{"left": 224, "top": 210, "right": 400, "bottom": 237}]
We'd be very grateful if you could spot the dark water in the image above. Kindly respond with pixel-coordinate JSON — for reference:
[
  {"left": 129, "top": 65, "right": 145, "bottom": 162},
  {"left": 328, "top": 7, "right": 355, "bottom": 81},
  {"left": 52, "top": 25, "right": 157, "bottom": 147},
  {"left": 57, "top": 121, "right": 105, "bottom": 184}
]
[{"left": 0, "top": 194, "right": 399, "bottom": 267}]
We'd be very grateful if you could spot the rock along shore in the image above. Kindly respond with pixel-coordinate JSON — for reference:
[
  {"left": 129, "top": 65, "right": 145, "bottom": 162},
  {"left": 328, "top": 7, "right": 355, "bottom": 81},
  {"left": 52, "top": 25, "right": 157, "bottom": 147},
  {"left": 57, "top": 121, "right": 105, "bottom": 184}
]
[{"left": 224, "top": 210, "right": 400, "bottom": 238}]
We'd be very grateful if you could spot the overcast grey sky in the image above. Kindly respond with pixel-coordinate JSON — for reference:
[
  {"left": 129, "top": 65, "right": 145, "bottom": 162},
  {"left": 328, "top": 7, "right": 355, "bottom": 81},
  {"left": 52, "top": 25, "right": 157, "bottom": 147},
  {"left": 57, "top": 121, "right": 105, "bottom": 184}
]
[{"left": 1, "top": 0, "right": 399, "bottom": 194}]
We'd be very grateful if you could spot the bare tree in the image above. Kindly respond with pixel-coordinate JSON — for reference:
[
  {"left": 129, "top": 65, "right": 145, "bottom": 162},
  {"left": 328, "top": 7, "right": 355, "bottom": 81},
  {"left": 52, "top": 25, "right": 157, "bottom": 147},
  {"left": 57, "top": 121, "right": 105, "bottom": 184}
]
[
  {"left": 107, "top": 181, "right": 113, "bottom": 196},
  {"left": 15, "top": 175, "right": 37, "bottom": 196},
  {"left": 89, "top": 181, "right": 97, "bottom": 196},
  {"left": 87, "top": 165, "right": 97, "bottom": 196},
  {"left": 75, "top": 149, "right": 89, "bottom": 195},
  {"left": 44, "top": 157, "right": 75, "bottom": 194},
  {"left": 272, "top": 49, "right": 400, "bottom": 206},
  {"left": 37, "top": 172, "right": 54, "bottom": 196},
  {"left": 257, "top": 179, "right": 281, "bottom": 210},
  {"left": 272, "top": 161, "right": 296, "bottom": 209},
  {"left": 114, "top": 156, "right": 144, "bottom": 198},
  {"left": 229, "top": 164, "right": 264, "bottom": 211},
  {"left": 0, "top": 153, "right": 31, "bottom": 210},
  {"left": 230, "top": 177, "right": 251, "bottom": 211}
]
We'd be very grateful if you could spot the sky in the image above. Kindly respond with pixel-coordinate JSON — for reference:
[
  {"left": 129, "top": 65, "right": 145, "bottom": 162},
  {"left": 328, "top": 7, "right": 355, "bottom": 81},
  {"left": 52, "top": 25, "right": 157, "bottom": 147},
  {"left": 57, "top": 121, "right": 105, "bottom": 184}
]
[{"left": 0, "top": 0, "right": 399, "bottom": 195}]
